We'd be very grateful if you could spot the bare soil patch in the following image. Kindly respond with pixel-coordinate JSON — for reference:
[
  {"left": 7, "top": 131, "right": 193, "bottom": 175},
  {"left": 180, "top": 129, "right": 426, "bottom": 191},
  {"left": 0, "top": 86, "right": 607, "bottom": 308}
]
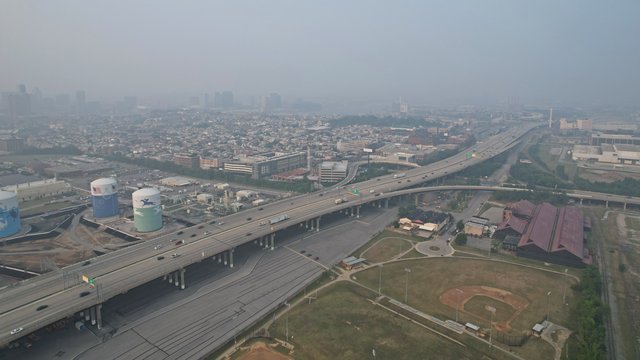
[{"left": 236, "top": 342, "right": 291, "bottom": 360}]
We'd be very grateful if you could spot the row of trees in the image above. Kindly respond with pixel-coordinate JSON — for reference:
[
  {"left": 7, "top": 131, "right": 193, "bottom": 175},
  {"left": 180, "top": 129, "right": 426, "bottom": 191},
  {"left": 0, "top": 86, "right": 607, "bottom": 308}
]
[
  {"left": 330, "top": 115, "right": 439, "bottom": 128},
  {"left": 569, "top": 266, "right": 606, "bottom": 359},
  {"left": 17, "top": 145, "right": 82, "bottom": 155}
]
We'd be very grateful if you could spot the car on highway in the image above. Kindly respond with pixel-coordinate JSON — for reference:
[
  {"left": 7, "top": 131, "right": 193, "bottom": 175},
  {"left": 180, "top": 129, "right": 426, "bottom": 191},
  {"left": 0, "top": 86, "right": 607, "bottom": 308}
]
[
  {"left": 82, "top": 261, "right": 91, "bottom": 266},
  {"left": 246, "top": 232, "right": 252, "bottom": 236},
  {"left": 10, "top": 327, "right": 23, "bottom": 335},
  {"left": 258, "top": 207, "right": 264, "bottom": 210},
  {"left": 80, "top": 291, "right": 91, "bottom": 297},
  {"left": 36, "top": 305, "right": 48, "bottom": 311},
  {"left": 154, "top": 244, "right": 163, "bottom": 250},
  {"left": 198, "top": 225, "right": 204, "bottom": 229},
  {"left": 175, "top": 239, "right": 185, "bottom": 245},
  {"left": 172, "top": 253, "right": 181, "bottom": 258},
  {"left": 260, "top": 221, "right": 267, "bottom": 226},
  {"left": 219, "top": 221, "right": 224, "bottom": 225},
  {"left": 246, "top": 217, "right": 252, "bottom": 221},
  {"left": 157, "top": 256, "right": 165, "bottom": 260},
  {"left": 177, "top": 231, "right": 184, "bottom": 235}
]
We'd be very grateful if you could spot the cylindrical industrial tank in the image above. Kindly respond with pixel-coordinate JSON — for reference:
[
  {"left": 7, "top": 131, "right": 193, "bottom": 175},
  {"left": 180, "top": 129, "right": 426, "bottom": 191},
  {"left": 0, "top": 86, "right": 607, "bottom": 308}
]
[
  {"left": 90, "top": 178, "right": 119, "bottom": 218},
  {"left": 132, "top": 188, "right": 162, "bottom": 232},
  {"left": 0, "top": 190, "right": 20, "bottom": 238}
]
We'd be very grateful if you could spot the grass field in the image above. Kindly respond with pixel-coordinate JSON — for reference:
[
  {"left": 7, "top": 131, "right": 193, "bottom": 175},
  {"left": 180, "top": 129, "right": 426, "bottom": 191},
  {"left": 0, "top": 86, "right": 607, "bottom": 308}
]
[
  {"left": 269, "top": 281, "right": 520, "bottom": 360},
  {"left": 354, "top": 258, "right": 577, "bottom": 335},
  {"left": 624, "top": 216, "right": 640, "bottom": 231},
  {"left": 352, "top": 230, "right": 417, "bottom": 258},
  {"left": 360, "top": 237, "right": 413, "bottom": 263}
]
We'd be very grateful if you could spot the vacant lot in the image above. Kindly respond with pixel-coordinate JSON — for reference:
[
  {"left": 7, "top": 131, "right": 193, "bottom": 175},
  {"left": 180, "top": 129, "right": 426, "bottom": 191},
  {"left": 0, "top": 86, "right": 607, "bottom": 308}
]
[
  {"left": 360, "top": 237, "right": 412, "bottom": 263},
  {"left": 269, "top": 281, "right": 514, "bottom": 360},
  {"left": 354, "top": 258, "right": 577, "bottom": 335}
]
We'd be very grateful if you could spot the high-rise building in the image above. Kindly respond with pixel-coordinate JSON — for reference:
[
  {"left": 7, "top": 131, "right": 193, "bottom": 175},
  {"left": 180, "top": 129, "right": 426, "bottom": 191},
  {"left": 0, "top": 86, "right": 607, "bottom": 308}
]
[
  {"left": 214, "top": 91, "right": 233, "bottom": 109},
  {"left": 76, "top": 90, "right": 86, "bottom": 114},
  {"left": 259, "top": 93, "right": 283, "bottom": 112}
]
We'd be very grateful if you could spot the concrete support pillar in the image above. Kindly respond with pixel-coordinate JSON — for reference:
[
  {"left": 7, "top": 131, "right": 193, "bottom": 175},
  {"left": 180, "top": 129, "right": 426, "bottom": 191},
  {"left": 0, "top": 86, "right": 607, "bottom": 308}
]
[
  {"left": 90, "top": 306, "right": 96, "bottom": 325},
  {"left": 356, "top": 206, "right": 360, "bottom": 218},
  {"left": 316, "top": 217, "right": 321, "bottom": 232},
  {"left": 350, "top": 207, "right": 354, "bottom": 217},
  {"left": 270, "top": 233, "right": 275, "bottom": 250},
  {"left": 84, "top": 310, "right": 90, "bottom": 322},
  {"left": 174, "top": 271, "right": 179, "bottom": 287},
  {"left": 385, "top": 198, "right": 389, "bottom": 209},
  {"left": 96, "top": 304, "right": 103, "bottom": 330},
  {"left": 580, "top": 198, "right": 583, "bottom": 205},
  {"left": 229, "top": 248, "right": 234, "bottom": 268},
  {"left": 624, "top": 202, "right": 627, "bottom": 210},
  {"left": 415, "top": 194, "right": 419, "bottom": 206},
  {"left": 180, "top": 268, "right": 186, "bottom": 290},
  {"left": 310, "top": 219, "right": 314, "bottom": 230},
  {"left": 224, "top": 251, "right": 228, "bottom": 266},
  {"left": 606, "top": 200, "right": 609, "bottom": 208},
  {"left": 163, "top": 274, "right": 167, "bottom": 281}
]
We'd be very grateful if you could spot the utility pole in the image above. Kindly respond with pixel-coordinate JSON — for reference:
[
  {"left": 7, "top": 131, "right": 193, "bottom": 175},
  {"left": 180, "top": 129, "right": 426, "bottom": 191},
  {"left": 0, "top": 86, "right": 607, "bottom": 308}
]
[
  {"left": 562, "top": 268, "right": 568, "bottom": 306},
  {"left": 378, "top": 264, "right": 383, "bottom": 297},
  {"left": 404, "top": 268, "right": 411, "bottom": 303}
]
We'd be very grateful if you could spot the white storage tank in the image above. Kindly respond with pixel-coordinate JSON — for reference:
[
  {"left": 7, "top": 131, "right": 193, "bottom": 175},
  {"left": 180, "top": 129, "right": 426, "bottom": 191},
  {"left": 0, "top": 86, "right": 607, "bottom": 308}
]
[
  {"left": 0, "top": 190, "right": 20, "bottom": 238},
  {"left": 132, "top": 188, "right": 162, "bottom": 232},
  {"left": 90, "top": 178, "right": 119, "bottom": 218}
]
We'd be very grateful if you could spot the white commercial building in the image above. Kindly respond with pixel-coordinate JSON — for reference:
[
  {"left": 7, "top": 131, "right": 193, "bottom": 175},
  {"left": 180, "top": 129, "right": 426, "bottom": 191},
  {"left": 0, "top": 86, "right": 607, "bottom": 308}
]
[
  {"left": 319, "top": 161, "right": 348, "bottom": 183},
  {"left": 572, "top": 144, "right": 640, "bottom": 165}
]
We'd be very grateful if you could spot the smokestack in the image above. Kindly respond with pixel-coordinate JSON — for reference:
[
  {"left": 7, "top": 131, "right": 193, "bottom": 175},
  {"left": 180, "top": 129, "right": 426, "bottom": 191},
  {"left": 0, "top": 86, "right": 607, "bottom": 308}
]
[
  {"left": 548, "top": 108, "right": 553, "bottom": 129},
  {"left": 307, "top": 146, "right": 311, "bottom": 171}
]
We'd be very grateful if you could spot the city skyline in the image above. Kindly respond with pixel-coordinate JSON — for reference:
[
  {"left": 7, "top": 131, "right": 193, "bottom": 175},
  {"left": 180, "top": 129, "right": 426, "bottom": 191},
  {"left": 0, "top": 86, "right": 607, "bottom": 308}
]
[{"left": 2, "top": 1, "right": 639, "bottom": 107}]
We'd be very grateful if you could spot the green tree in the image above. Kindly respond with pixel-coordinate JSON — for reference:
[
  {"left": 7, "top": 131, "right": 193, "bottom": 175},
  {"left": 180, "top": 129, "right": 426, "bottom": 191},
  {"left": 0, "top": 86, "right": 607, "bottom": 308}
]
[
  {"left": 454, "top": 233, "right": 467, "bottom": 245},
  {"left": 456, "top": 220, "right": 464, "bottom": 231}
]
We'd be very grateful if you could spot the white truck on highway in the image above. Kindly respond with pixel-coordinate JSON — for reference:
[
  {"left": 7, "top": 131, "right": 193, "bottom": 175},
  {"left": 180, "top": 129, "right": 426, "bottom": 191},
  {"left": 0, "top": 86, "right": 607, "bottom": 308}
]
[
  {"left": 269, "top": 214, "right": 289, "bottom": 225},
  {"left": 334, "top": 198, "right": 347, "bottom": 205},
  {"left": 393, "top": 173, "right": 406, "bottom": 179}
]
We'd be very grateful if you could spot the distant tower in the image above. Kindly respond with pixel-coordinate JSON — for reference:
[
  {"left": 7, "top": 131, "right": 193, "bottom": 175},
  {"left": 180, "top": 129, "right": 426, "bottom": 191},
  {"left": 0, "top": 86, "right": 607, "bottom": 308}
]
[
  {"left": 548, "top": 108, "right": 553, "bottom": 129},
  {"left": 307, "top": 146, "right": 312, "bottom": 171}
]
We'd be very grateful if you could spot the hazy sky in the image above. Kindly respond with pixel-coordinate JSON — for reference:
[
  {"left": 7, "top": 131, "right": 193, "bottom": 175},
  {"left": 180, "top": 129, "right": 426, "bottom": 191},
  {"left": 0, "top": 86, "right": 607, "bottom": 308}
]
[{"left": 1, "top": 1, "right": 639, "bottom": 106}]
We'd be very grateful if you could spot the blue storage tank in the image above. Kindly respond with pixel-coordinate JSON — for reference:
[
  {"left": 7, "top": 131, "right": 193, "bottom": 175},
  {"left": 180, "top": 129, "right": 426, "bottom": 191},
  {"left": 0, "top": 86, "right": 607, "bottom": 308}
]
[
  {"left": 0, "top": 190, "right": 20, "bottom": 238},
  {"left": 91, "top": 178, "right": 119, "bottom": 218}
]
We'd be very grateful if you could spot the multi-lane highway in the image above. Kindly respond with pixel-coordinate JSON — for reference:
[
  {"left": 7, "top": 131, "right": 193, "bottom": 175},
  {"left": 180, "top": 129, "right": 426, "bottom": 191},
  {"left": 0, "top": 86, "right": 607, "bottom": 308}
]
[{"left": 0, "top": 123, "right": 538, "bottom": 346}]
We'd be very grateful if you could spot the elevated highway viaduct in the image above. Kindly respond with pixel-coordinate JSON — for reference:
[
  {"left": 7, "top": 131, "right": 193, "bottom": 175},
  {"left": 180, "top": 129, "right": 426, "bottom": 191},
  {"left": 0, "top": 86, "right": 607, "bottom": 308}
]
[{"left": 1, "top": 123, "right": 544, "bottom": 346}]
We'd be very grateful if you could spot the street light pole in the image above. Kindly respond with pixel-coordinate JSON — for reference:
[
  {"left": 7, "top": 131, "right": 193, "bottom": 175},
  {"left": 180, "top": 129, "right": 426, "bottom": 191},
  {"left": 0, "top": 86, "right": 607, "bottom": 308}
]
[
  {"left": 546, "top": 291, "right": 552, "bottom": 321},
  {"left": 454, "top": 288, "right": 464, "bottom": 322},
  {"left": 562, "top": 268, "right": 568, "bottom": 306},
  {"left": 485, "top": 305, "right": 496, "bottom": 348},
  {"left": 378, "top": 264, "right": 383, "bottom": 297},
  {"left": 284, "top": 302, "right": 291, "bottom": 342},
  {"left": 404, "top": 268, "right": 411, "bottom": 303}
]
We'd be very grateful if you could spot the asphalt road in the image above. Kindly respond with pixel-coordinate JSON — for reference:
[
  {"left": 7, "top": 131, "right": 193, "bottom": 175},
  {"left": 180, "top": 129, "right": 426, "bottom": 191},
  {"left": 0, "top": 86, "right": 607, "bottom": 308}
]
[
  {"left": 5, "top": 206, "right": 394, "bottom": 360},
  {"left": 0, "top": 124, "right": 537, "bottom": 345}
]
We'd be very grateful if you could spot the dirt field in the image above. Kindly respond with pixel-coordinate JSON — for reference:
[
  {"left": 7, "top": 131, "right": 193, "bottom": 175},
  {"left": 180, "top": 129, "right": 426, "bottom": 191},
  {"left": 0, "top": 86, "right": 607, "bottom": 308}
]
[
  {"left": 236, "top": 342, "right": 290, "bottom": 360},
  {"left": 440, "top": 285, "right": 529, "bottom": 332}
]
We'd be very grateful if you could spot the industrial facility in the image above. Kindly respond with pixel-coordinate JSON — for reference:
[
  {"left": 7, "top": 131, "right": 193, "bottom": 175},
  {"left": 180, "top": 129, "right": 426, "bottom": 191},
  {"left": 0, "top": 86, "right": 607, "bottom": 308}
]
[
  {"left": 132, "top": 188, "right": 163, "bottom": 232},
  {"left": 90, "top": 178, "right": 119, "bottom": 218},
  {"left": 0, "top": 190, "right": 20, "bottom": 238}
]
